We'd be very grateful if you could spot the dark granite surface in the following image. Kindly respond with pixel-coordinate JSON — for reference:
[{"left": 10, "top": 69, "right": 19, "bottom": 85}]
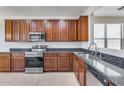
[
  {"left": 74, "top": 52, "right": 124, "bottom": 86},
  {"left": 10, "top": 48, "right": 31, "bottom": 52},
  {"left": 10, "top": 48, "right": 84, "bottom": 52}
]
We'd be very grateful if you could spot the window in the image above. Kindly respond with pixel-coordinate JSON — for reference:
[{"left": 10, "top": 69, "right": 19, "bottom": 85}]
[
  {"left": 94, "top": 24, "right": 122, "bottom": 50},
  {"left": 106, "top": 24, "right": 121, "bottom": 49},
  {"left": 94, "top": 24, "right": 105, "bottom": 48}
]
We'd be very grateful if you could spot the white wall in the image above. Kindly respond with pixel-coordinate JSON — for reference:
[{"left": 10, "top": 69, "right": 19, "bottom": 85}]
[
  {"left": 94, "top": 16, "right": 124, "bottom": 23},
  {"left": 0, "top": 17, "right": 88, "bottom": 52}
]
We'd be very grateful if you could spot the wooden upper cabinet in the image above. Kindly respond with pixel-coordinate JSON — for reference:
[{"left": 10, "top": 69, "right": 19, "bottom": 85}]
[
  {"left": 44, "top": 20, "right": 53, "bottom": 41},
  {"left": 52, "top": 20, "right": 60, "bottom": 41},
  {"left": 0, "top": 53, "right": 11, "bottom": 71},
  {"left": 19, "top": 20, "right": 30, "bottom": 42},
  {"left": 78, "top": 16, "right": 88, "bottom": 41},
  {"left": 5, "top": 20, "right": 12, "bottom": 42},
  {"left": 37, "top": 20, "right": 44, "bottom": 32},
  {"left": 60, "top": 20, "right": 69, "bottom": 41},
  {"left": 30, "top": 20, "right": 44, "bottom": 32},
  {"left": 5, "top": 17, "right": 88, "bottom": 42},
  {"left": 58, "top": 53, "right": 70, "bottom": 71},
  {"left": 12, "top": 20, "right": 20, "bottom": 42},
  {"left": 68, "top": 20, "right": 77, "bottom": 41},
  {"left": 30, "top": 20, "right": 37, "bottom": 32}
]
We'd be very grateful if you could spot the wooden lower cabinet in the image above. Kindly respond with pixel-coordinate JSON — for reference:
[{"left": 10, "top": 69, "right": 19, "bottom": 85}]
[
  {"left": 44, "top": 56, "right": 58, "bottom": 71},
  {"left": 58, "top": 53, "right": 70, "bottom": 71},
  {"left": 44, "top": 53, "right": 58, "bottom": 71},
  {"left": 11, "top": 53, "right": 25, "bottom": 71},
  {"left": 73, "top": 54, "right": 86, "bottom": 86},
  {"left": 0, "top": 53, "right": 11, "bottom": 71},
  {"left": 44, "top": 53, "right": 72, "bottom": 72},
  {"left": 73, "top": 54, "right": 78, "bottom": 79},
  {"left": 78, "top": 64, "right": 86, "bottom": 86}
]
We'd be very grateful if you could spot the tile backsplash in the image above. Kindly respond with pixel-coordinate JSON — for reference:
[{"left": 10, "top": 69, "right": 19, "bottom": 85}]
[{"left": 0, "top": 42, "right": 88, "bottom": 52}]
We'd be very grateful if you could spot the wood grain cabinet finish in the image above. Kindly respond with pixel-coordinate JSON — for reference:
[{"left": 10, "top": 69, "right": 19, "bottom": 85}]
[
  {"left": 52, "top": 20, "right": 60, "bottom": 41},
  {"left": 58, "top": 53, "right": 70, "bottom": 71},
  {"left": 73, "top": 54, "right": 79, "bottom": 79},
  {"left": 68, "top": 20, "right": 77, "bottom": 41},
  {"left": 5, "top": 16, "right": 88, "bottom": 42},
  {"left": 78, "top": 58, "right": 86, "bottom": 86},
  {"left": 5, "top": 20, "right": 12, "bottom": 42},
  {"left": 44, "top": 20, "right": 53, "bottom": 41},
  {"left": 11, "top": 53, "right": 25, "bottom": 71},
  {"left": 30, "top": 20, "right": 44, "bottom": 32},
  {"left": 78, "top": 64, "right": 85, "bottom": 86},
  {"left": 60, "top": 20, "right": 69, "bottom": 41},
  {"left": 73, "top": 54, "right": 86, "bottom": 86},
  {"left": 78, "top": 16, "right": 88, "bottom": 41},
  {"left": 12, "top": 20, "right": 20, "bottom": 42},
  {"left": 44, "top": 53, "right": 72, "bottom": 72},
  {"left": 44, "top": 53, "right": 57, "bottom": 71},
  {"left": 19, "top": 20, "right": 30, "bottom": 42},
  {"left": 0, "top": 53, "right": 11, "bottom": 71}
]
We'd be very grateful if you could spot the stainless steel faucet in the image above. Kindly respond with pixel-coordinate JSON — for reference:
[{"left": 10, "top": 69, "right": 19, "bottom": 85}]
[
  {"left": 88, "top": 42, "right": 98, "bottom": 56},
  {"left": 88, "top": 42, "right": 102, "bottom": 59}
]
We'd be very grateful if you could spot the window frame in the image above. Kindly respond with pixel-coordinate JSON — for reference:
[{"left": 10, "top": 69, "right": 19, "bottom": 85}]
[{"left": 93, "top": 23, "right": 123, "bottom": 50}]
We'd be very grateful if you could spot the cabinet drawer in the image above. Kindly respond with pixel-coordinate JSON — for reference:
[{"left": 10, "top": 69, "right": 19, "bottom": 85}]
[
  {"left": 44, "top": 53, "right": 57, "bottom": 57},
  {"left": 12, "top": 53, "right": 24, "bottom": 57},
  {"left": 58, "top": 53, "right": 70, "bottom": 56},
  {"left": 0, "top": 53, "right": 10, "bottom": 56}
]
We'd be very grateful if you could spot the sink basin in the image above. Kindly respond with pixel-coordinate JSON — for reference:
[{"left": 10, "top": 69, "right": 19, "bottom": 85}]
[{"left": 77, "top": 52, "right": 101, "bottom": 60}]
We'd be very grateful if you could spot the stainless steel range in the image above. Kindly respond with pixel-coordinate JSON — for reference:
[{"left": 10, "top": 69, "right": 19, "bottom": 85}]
[{"left": 25, "top": 45, "right": 47, "bottom": 74}]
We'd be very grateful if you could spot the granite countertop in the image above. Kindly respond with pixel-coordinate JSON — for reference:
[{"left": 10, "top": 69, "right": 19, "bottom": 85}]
[
  {"left": 74, "top": 52, "right": 124, "bottom": 86},
  {"left": 44, "top": 51, "right": 72, "bottom": 53},
  {"left": 9, "top": 48, "right": 84, "bottom": 52}
]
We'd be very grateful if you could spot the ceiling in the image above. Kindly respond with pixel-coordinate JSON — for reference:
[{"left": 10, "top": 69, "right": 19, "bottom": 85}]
[
  {"left": 94, "top": 6, "right": 124, "bottom": 16},
  {"left": 0, "top": 6, "right": 89, "bottom": 16}
]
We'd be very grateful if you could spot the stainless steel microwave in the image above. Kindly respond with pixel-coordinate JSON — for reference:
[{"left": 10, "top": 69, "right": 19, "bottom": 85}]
[{"left": 29, "top": 32, "right": 45, "bottom": 42}]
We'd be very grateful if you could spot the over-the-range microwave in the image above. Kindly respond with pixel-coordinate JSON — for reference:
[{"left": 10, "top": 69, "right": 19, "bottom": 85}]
[{"left": 29, "top": 32, "right": 45, "bottom": 42}]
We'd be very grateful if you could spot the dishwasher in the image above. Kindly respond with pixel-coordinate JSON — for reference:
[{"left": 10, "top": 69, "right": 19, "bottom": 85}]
[{"left": 86, "top": 65, "right": 109, "bottom": 86}]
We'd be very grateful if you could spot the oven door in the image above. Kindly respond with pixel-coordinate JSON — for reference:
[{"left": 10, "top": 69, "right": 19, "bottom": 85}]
[{"left": 25, "top": 57, "right": 43, "bottom": 68}]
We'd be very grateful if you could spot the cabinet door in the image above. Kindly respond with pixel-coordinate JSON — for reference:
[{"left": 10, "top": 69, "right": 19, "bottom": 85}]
[
  {"left": 5, "top": 20, "right": 12, "bottom": 42},
  {"left": 78, "top": 64, "right": 85, "bottom": 86},
  {"left": 52, "top": 20, "right": 60, "bottom": 41},
  {"left": 75, "top": 60, "right": 79, "bottom": 79},
  {"left": 78, "top": 16, "right": 88, "bottom": 41},
  {"left": 12, "top": 54, "right": 25, "bottom": 71},
  {"left": 0, "top": 53, "right": 10, "bottom": 71},
  {"left": 37, "top": 20, "right": 44, "bottom": 32},
  {"left": 73, "top": 55, "right": 79, "bottom": 79},
  {"left": 30, "top": 20, "right": 37, "bottom": 32},
  {"left": 12, "top": 20, "right": 20, "bottom": 41},
  {"left": 44, "top": 20, "right": 53, "bottom": 41},
  {"left": 69, "top": 53, "right": 73, "bottom": 72},
  {"left": 44, "top": 57, "right": 57, "bottom": 71},
  {"left": 58, "top": 53, "right": 70, "bottom": 71},
  {"left": 68, "top": 20, "right": 77, "bottom": 41},
  {"left": 19, "top": 20, "right": 30, "bottom": 42},
  {"left": 60, "top": 20, "right": 69, "bottom": 41}
]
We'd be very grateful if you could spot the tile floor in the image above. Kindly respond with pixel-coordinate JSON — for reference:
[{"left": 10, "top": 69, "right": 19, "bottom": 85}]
[{"left": 0, "top": 72, "right": 79, "bottom": 86}]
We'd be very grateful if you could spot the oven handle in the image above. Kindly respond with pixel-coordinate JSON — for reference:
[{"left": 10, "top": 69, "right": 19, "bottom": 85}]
[{"left": 25, "top": 56, "right": 43, "bottom": 58}]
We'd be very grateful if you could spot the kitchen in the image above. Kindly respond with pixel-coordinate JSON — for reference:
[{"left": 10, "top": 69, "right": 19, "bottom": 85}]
[{"left": 0, "top": 6, "right": 124, "bottom": 86}]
